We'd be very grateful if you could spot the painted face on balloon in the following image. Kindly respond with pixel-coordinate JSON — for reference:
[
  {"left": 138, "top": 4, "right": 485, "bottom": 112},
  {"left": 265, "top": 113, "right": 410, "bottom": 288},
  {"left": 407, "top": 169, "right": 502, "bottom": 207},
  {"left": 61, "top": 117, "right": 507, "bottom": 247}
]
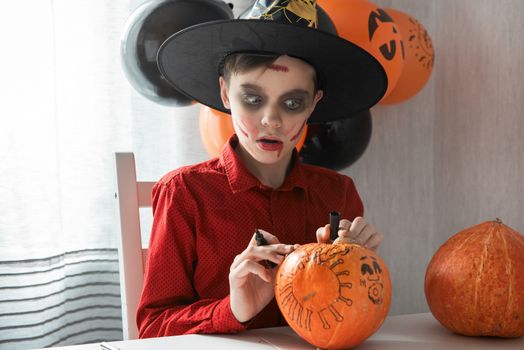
[
  {"left": 406, "top": 16, "right": 434, "bottom": 70},
  {"left": 368, "top": 8, "right": 404, "bottom": 63},
  {"left": 219, "top": 55, "right": 323, "bottom": 165}
]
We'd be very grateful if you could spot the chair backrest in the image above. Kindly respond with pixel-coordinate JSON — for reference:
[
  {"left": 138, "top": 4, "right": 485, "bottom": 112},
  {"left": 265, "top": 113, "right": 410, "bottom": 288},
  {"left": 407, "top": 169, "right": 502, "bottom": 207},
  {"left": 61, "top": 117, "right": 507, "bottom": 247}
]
[{"left": 114, "top": 152, "right": 155, "bottom": 340}]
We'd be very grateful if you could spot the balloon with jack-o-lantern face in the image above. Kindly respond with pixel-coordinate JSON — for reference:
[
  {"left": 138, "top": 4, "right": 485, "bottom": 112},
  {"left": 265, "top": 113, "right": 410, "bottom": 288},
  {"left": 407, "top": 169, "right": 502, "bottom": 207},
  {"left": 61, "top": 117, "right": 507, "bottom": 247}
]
[
  {"left": 317, "top": 0, "right": 405, "bottom": 100},
  {"left": 379, "top": 8, "right": 434, "bottom": 104}
]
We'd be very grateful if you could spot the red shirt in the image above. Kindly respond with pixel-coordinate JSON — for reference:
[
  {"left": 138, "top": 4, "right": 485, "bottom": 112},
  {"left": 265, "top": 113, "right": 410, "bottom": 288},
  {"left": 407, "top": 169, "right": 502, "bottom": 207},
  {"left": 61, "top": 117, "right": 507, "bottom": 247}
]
[{"left": 137, "top": 135, "right": 364, "bottom": 338}]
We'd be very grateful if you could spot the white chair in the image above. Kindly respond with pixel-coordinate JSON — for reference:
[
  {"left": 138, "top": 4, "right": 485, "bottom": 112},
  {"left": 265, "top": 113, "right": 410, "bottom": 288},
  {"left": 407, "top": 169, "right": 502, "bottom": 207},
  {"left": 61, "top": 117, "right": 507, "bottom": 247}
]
[{"left": 114, "top": 152, "right": 155, "bottom": 340}]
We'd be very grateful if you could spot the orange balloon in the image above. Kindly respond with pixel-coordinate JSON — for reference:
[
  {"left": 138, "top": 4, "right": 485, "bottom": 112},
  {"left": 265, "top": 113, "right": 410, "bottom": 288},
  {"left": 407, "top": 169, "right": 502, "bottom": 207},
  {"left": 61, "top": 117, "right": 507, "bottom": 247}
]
[
  {"left": 379, "top": 8, "right": 434, "bottom": 104},
  {"left": 318, "top": 0, "right": 404, "bottom": 100},
  {"left": 198, "top": 105, "right": 308, "bottom": 158},
  {"left": 198, "top": 105, "right": 235, "bottom": 158},
  {"left": 296, "top": 121, "right": 308, "bottom": 152}
]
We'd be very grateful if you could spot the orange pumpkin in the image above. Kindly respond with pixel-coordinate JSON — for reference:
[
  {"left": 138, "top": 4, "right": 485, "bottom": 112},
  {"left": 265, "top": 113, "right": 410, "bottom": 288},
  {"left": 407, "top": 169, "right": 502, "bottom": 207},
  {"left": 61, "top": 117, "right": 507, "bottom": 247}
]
[
  {"left": 425, "top": 219, "right": 524, "bottom": 337},
  {"left": 275, "top": 242, "right": 392, "bottom": 349}
]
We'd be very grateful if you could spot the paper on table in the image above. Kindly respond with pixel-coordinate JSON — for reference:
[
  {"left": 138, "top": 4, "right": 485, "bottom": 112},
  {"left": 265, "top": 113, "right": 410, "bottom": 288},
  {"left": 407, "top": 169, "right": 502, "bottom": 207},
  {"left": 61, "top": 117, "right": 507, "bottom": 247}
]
[
  {"left": 242, "top": 327, "right": 314, "bottom": 350},
  {"left": 105, "top": 327, "right": 314, "bottom": 350}
]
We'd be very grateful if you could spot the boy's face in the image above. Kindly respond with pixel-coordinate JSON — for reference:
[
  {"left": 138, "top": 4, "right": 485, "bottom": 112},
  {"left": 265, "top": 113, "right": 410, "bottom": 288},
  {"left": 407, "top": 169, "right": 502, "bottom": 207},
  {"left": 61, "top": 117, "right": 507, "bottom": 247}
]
[{"left": 219, "top": 55, "right": 323, "bottom": 165}]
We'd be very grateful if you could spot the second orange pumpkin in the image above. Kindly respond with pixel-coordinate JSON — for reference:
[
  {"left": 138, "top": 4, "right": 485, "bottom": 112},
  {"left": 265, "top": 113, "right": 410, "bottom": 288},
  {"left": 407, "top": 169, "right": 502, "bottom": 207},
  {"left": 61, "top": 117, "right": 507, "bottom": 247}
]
[{"left": 425, "top": 219, "right": 524, "bottom": 337}]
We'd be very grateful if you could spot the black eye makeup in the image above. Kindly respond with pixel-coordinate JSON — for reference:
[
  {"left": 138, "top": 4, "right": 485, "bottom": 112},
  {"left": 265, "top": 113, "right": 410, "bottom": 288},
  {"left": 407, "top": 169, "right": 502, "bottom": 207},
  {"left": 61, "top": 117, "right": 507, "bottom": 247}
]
[
  {"left": 242, "top": 94, "right": 263, "bottom": 106},
  {"left": 237, "top": 84, "right": 312, "bottom": 112},
  {"left": 281, "top": 90, "right": 310, "bottom": 113},
  {"left": 282, "top": 98, "right": 304, "bottom": 111}
]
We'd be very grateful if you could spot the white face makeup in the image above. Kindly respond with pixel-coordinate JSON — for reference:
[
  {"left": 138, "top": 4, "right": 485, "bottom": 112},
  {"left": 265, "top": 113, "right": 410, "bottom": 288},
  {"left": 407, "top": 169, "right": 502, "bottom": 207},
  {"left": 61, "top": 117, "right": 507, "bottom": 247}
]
[{"left": 219, "top": 55, "right": 323, "bottom": 167}]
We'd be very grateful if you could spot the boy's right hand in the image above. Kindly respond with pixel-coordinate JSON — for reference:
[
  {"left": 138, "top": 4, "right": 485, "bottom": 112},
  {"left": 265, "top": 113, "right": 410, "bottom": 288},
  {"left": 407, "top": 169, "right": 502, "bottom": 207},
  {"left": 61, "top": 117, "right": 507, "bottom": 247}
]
[{"left": 228, "top": 229, "right": 297, "bottom": 323}]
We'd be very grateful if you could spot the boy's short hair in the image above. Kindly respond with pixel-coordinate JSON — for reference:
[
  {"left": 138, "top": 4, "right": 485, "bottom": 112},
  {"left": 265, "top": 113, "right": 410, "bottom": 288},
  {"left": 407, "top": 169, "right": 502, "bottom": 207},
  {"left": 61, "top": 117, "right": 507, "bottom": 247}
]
[{"left": 220, "top": 52, "right": 319, "bottom": 92}]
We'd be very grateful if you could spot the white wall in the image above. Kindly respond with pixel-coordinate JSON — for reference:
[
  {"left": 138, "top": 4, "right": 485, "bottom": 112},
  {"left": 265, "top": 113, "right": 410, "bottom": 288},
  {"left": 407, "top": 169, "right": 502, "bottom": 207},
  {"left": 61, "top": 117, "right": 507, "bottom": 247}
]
[
  {"left": 348, "top": 0, "right": 524, "bottom": 315},
  {"left": 126, "top": 0, "right": 524, "bottom": 316}
]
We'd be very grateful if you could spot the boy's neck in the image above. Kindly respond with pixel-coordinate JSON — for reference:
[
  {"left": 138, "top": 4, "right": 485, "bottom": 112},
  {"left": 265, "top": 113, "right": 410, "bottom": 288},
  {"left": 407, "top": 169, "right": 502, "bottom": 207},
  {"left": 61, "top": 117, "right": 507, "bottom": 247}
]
[{"left": 235, "top": 145, "right": 293, "bottom": 189}]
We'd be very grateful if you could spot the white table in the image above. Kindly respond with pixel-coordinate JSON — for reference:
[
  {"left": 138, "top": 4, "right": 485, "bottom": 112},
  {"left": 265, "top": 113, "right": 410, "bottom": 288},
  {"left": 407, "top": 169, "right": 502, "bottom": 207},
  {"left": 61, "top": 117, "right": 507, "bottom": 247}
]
[{"left": 35, "top": 313, "right": 524, "bottom": 350}]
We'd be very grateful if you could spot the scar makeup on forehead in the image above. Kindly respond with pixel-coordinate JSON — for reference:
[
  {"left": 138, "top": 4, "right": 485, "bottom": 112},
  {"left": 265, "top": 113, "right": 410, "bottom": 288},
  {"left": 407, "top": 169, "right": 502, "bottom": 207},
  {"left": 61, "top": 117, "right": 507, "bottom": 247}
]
[
  {"left": 268, "top": 64, "right": 289, "bottom": 72},
  {"left": 289, "top": 120, "right": 307, "bottom": 142}
]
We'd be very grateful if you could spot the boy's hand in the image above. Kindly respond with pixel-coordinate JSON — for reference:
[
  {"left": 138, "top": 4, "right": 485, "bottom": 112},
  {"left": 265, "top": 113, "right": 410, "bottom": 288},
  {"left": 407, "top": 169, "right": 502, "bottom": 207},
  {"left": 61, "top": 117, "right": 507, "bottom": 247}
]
[
  {"left": 316, "top": 216, "right": 383, "bottom": 252},
  {"left": 228, "top": 229, "right": 297, "bottom": 323}
]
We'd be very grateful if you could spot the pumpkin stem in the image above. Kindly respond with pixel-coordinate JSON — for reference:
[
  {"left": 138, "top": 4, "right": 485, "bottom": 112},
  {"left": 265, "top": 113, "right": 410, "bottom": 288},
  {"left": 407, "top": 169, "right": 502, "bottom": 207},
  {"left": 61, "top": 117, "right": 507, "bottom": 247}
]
[{"left": 493, "top": 218, "right": 503, "bottom": 224}]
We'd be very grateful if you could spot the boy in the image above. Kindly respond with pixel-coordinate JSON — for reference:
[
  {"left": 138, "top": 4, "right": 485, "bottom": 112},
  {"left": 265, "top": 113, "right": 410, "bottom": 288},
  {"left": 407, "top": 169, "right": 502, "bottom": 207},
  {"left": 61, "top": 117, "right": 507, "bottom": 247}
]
[{"left": 137, "top": 0, "right": 387, "bottom": 338}]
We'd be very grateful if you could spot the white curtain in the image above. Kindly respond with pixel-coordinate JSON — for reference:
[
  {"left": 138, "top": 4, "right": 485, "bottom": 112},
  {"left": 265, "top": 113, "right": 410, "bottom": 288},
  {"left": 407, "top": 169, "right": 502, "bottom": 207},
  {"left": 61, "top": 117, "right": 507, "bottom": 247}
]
[{"left": 0, "top": 0, "right": 249, "bottom": 347}]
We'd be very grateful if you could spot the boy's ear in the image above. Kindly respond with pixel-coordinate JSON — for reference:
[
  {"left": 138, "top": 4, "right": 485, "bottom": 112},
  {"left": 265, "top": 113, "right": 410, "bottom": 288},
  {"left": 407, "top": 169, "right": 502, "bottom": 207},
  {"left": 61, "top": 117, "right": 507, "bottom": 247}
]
[
  {"left": 219, "top": 76, "right": 230, "bottom": 109},
  {"left": 310, "top": 89, "right": 323, "bottom": 111},
  {"left": 314, "top": 89, "right": 324, "bottom": 105}
]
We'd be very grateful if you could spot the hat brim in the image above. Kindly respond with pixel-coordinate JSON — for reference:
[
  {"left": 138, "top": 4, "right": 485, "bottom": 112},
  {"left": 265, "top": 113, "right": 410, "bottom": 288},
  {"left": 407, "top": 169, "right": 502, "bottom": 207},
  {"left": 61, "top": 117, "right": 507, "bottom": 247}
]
[{"left": 157, "top": 19, "right": 387, "bottom": 123}]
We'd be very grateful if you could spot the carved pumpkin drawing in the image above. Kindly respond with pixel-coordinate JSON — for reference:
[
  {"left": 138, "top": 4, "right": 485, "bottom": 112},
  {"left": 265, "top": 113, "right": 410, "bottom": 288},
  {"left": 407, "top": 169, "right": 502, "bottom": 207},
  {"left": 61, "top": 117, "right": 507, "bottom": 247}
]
[
  {"left": 425, "top": 219, "right": 524, "bottom": 337},
  {"left": 275, "top": 242, "right": 392, "bottom": 349},
  {"left": 198, "top": 105, "right": 307, "bottom": 157},
  {"left": 318, "top": 0, "right": 404, "bottom": 100}
]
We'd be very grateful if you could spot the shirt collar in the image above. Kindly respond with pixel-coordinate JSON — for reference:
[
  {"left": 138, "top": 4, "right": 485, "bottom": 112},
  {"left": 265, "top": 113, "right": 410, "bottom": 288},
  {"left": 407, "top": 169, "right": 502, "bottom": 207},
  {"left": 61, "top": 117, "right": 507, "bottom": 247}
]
[{"left": 220, "top": 135, "right": 307, "bottom": 193}]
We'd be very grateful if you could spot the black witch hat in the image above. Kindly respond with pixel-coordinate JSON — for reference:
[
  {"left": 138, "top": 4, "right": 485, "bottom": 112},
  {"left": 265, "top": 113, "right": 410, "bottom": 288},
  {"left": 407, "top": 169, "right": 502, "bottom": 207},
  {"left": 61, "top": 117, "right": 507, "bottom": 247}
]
[{"left": 157, "top": 0, "right": 387, "bottom": 123}]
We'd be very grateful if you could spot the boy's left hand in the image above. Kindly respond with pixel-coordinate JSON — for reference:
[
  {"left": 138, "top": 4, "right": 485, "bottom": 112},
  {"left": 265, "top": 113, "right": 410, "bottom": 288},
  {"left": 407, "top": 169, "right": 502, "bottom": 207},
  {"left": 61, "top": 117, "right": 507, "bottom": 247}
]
[{"left": 316, "top": 216, "right": 383, "bottom": 252}]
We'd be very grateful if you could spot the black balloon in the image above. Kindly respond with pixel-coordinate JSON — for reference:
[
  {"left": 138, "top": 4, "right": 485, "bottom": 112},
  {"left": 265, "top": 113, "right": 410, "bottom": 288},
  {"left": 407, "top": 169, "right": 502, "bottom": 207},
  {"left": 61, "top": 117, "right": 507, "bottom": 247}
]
[
  {"left": 121, "top": 0, "right": 234, "bottom": 106},
  {"left": 300, "top": 110, "right": 372, "bottom": 170},
  {"left": 317, "top": 5, "right": 338, "bottom": 35}
]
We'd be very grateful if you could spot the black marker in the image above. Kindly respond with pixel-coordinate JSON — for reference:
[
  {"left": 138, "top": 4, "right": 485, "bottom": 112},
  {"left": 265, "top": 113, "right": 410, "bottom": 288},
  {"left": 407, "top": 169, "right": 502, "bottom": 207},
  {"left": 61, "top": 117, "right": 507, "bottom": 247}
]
[
  {"left": 255, "top": 229, "right": 276, "bottom": 268},
  {"left": 329, "top": 211, "right": 341, "bottom": 241}
]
